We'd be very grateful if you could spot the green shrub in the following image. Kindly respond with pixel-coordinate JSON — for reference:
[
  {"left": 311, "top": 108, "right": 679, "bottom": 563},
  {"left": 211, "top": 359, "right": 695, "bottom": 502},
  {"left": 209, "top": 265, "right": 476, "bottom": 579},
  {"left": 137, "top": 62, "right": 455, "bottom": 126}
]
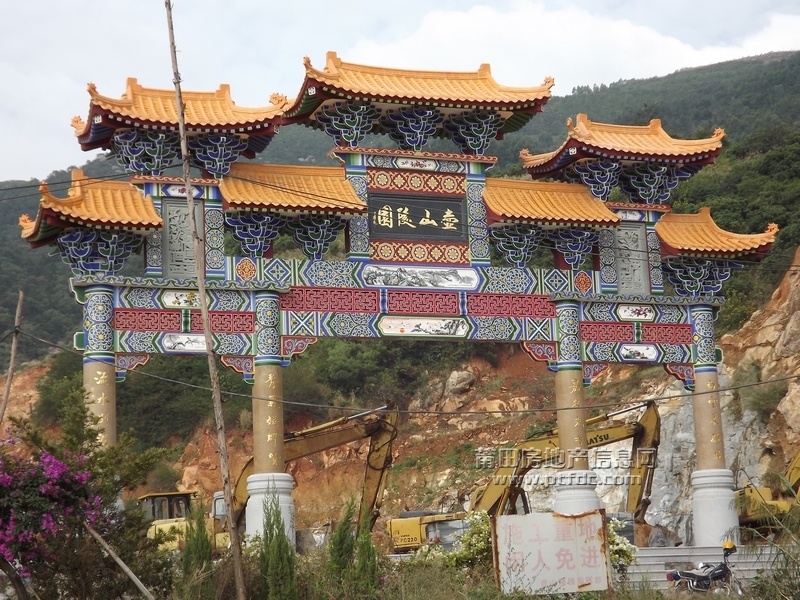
[
  {"left": 179, "top": 506, "right": 213, "bottom": 600},
  {"left": 257, "top": 492, "right": 298, "bottom": 600}
]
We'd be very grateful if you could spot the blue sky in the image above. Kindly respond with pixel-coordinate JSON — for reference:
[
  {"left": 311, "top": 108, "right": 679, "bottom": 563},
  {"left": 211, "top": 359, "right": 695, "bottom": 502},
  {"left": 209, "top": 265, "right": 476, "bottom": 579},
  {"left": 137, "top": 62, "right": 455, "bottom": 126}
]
[{"left": 1, "top": 0, "right": 798, "bottom": 181}]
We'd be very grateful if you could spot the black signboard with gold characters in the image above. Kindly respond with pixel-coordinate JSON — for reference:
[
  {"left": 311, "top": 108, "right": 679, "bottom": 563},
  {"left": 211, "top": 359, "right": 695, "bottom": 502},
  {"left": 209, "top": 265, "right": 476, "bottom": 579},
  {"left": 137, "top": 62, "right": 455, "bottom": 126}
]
[{"left": 368, "top": 193, "right": 466, "bottom": 242}]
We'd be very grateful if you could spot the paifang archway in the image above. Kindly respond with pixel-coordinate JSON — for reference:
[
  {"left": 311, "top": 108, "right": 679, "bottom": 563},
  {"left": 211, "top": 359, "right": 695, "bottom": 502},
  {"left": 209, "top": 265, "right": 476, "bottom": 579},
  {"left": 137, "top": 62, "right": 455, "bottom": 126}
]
[{"left": 21, "top": 52, "right": 778, "bottom": 546}]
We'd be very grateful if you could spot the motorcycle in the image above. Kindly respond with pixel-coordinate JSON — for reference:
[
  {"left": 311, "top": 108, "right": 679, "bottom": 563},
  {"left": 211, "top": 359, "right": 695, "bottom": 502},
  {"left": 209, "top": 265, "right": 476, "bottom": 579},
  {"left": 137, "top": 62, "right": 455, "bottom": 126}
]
[{"left": 666, "top": 540, "right": 744, "bottom": 595}]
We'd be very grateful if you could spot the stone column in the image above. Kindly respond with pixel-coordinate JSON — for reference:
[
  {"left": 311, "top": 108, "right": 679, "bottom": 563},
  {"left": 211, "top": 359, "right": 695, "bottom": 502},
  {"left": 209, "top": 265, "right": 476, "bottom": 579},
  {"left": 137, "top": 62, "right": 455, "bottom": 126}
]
[
  {"left": 552, "top": 300, "right": 600, "bottom": 515},
  {"left": 82, "top": 285, "right": 116, "bottom": 446},
  {"left": 690, "top": 305, "right": 738, "bottom": 545},
  {"left": 247, "top": 291, "right": 294, "bottom": 542}
]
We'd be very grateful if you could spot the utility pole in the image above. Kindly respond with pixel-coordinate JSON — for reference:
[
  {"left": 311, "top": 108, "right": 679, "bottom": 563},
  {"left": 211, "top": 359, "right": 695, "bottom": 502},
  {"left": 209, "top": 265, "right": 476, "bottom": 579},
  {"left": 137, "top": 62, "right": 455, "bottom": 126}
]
[
  {"left": 163, "top": 3, "right": 246, "bottom": 599},
  {"left": 0, "top": 290, "right": 24, "bottom": 424}
]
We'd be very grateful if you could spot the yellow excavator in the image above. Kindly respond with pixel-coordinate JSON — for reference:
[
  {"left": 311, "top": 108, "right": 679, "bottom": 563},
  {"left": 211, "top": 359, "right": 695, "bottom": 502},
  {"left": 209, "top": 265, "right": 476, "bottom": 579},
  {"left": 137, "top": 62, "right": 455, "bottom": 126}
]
[
  {"left": 387, "top": 401, "right": 660, "bottom": 553},
  {"left": 736, "top": 448, "right": 800, "bottom": 525},
  {"left": 140, "top": 405, "right": 398, "bottom": 550}
]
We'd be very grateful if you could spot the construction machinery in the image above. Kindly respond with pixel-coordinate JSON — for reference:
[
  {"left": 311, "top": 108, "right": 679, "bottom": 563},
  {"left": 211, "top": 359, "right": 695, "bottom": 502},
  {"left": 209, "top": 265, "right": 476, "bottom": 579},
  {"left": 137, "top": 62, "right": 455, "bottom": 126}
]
[
  {"left": 387, "top": 401, "right": 660, "bottom": 552},
  {"left": 141, "top": 404, "right": 398, "bottom": 550},
  {"left": 736, "top": 448, "right": 800, "bottom": 525}
]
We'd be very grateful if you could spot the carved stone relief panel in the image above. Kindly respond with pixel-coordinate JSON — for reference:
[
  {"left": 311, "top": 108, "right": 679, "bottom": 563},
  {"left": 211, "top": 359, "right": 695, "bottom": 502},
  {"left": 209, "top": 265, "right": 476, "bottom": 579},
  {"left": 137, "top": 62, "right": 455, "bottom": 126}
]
[
  {"left": 614, "top": 222, "right": 650, "bottom": 296},
  {"left": 163, "top": 199, "right": 203, "bottom": 279}
]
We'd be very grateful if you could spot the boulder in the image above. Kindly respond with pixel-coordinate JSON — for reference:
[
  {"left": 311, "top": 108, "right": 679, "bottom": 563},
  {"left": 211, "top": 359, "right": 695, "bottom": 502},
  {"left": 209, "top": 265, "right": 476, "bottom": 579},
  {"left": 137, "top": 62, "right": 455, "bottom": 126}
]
[{"left": 444, "top": 370, "right": 475, "bottom": 396}]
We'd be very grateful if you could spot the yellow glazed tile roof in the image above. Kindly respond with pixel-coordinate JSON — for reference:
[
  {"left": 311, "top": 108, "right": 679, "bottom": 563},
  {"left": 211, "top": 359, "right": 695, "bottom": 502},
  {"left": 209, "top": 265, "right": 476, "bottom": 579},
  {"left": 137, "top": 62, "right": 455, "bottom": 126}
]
[
  {"left": 521, "top": 114, "right": 725, "bottom": 168},
  {"left": 655, "top": 207, "right": 778, "bottom": 256},
  {"left": 81, "top": 78, "right": 289, "bottom": 128},
  {"left": 303, "top": 51, "right": 554, "bottom": 104},
  {"left": 220, "top": 163, "right": 365, "bottom": 212},
  {"left": 27, "top": 170, "right": 159, "bottom": 232},
  {"left": 483, "top": 179, "right": 620, "bottom": 225}
]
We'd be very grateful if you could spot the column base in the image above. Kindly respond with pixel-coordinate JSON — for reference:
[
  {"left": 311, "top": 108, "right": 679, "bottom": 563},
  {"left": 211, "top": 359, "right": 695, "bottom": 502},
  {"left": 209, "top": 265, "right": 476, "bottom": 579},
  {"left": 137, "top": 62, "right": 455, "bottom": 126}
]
[
  {"left": 246, "top": 473, "right": 295, "bottom": 544},
  {"left": 552, "top": 470, "right": 601, "bottom": 515},
  {"left": 691, "top": 469, "right": 739, "bottom": 546}
]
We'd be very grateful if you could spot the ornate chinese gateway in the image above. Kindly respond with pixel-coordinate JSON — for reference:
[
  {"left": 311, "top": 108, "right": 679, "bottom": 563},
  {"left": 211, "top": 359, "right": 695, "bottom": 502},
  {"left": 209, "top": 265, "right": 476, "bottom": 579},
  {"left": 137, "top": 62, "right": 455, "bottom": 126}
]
[{"left": 21, "top": 51, "right": 778, "bottom": 545}]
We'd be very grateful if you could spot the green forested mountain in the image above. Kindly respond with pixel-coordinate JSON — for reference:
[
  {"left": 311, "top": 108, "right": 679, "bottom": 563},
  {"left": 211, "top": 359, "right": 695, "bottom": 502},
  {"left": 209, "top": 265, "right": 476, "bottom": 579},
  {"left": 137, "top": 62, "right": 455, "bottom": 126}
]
[{"left": 4, "top": 52, "right": 800, "bottom": 447}]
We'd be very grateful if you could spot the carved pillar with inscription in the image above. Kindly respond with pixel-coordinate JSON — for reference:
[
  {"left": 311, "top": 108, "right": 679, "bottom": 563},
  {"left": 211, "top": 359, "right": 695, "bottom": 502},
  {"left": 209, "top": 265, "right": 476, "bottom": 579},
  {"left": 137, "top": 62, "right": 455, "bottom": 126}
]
[
  {"left": 690, "top": 304, "right": 738, "bottom": 545},
  {"left": 82, "top": 284, "right": 116, "bottom": 446},
  {"left": 552, "top": 300, "right": 601, "bottom": 515},
  {"left": 246, "top": 291, "right": 294, "bottom": 542}
]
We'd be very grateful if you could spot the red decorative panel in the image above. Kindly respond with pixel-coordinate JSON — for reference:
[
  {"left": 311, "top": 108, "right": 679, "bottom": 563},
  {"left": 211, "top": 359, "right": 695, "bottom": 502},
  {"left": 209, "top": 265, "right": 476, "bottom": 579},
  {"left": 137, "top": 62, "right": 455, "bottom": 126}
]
[
  {"left": 642, "top": 324, "right": 693, "bottom": 345},
  {"left": 190, "top": 312, "right": 255, "bottom": 334},
  {"left": 370, "top": 241, "right": 470, "bottom": 264},
  {"left": 386, "top": 291, "right": 460, "bottom": 315},
  {"left": 114, "top": 309, "right": 181, "bottom": 331},
  {"left": 466, "top": 294, "right": 556, "bottom": 318},
  {"left": 278, "top": 287, "right": 380, "bottom": 313},
  {"left": 580, "top": 322, "right": 635, "bottom": 342},
  {"left": 368, "top": 169, "right": 465, "bottom": 196}
]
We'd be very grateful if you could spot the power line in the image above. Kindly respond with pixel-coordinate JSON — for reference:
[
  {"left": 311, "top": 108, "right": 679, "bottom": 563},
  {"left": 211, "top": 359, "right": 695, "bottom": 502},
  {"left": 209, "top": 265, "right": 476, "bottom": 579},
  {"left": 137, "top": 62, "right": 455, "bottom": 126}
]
[{"left": 12, "top": 328, "right": 799, "bottom": 418}]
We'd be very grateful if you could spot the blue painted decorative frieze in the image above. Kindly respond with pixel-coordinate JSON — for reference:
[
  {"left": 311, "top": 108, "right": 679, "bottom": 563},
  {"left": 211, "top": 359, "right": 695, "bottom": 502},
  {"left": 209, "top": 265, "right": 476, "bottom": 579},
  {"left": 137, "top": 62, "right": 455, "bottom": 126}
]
[
  {"left": 188, "top": 133, "right": 248, "bottom": 178},
  {"left": 382, "top": 107, "right": 444, "bottom": 151},
  {"left": 562, "top": 161, "right": 620, "bottom": 200},
  {"left": 663, "top": 257, "right": 741, "bottom": 297},
  {"left": 317, "top": 102, "right": 380, "bottom": 147},
  {"left": 111, "top": 129, "right": 180, "bottom": 176},
  {"left": 226, "top": 211, "right": 286, "bottom": 258},
  {"left": 58, "top": 229, "right": 142, "bottom": 276},
  {"left": 490, "top": 224, "right": 544, "bottom": 268},
  {"left": 444, "top": 110, "right": 504, "bottom": 155},
  {"left": 287, "top": 215, "right": 347, "bottom": 260}
]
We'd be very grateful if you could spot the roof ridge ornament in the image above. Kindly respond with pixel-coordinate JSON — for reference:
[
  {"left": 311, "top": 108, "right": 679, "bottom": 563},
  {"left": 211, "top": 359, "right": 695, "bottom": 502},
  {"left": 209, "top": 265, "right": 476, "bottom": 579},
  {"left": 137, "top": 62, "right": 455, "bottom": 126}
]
[{"left": 71, "top": 116, "right": 86, "bottom": 136}]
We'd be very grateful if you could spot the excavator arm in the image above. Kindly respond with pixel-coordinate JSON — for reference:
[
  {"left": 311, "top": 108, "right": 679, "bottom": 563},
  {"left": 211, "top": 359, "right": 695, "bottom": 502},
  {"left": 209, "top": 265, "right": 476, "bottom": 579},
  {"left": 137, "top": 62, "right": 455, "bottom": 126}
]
[
  {"left": 627, "top": 402, "right": 661, "bottom": 522},
  {"left": 389, "top": 402, "right": 660, "bottom": 553},
  {"left": 229, "top": 406, "right": 399, "bottom": 532},
  {"left": 471, "top": 402, "right": 660, "bottom": 519}
]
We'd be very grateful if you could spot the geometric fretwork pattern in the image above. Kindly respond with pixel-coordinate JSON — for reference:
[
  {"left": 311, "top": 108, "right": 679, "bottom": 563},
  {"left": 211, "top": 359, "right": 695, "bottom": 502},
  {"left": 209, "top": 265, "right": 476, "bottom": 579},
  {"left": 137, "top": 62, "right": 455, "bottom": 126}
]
[
  {"left": 113, "top": 310, "right": 181, "bottom": 331},
  {"left": 113, "top": 310, "right": 255, "bottom": 333},
  {"left": 467, "top": 294, "right": 555, "bottom": 318},
  {"left": 189, "top": 312, "right": 255, "bottom": 333},
  {"left": 641, "top": 324, "right": 693, "bottom": 345},
  {"left": 580, "top": 322, "right": 634, "bottom": 342},
  {"left": 386, "top": 291, "right": 460, "bottom": 315},
  {"left": 279, "top": 287, "right": 379, "bottom": 313}
]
